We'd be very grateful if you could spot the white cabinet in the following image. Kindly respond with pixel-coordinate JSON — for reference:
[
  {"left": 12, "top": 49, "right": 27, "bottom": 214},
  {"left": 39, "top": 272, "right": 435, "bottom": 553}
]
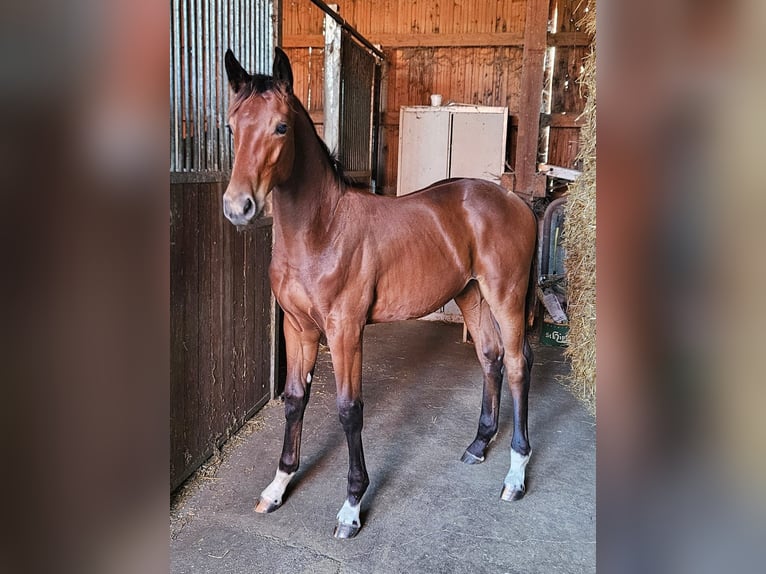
[{"left": 396, "top": 105, "right": 508, "bottom": 196}]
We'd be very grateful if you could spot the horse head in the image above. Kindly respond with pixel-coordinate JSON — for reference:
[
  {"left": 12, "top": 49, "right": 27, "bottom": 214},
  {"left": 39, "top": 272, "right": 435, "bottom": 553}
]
[{"left": 222, "top": 48, "right": 296, "bottom": 225}]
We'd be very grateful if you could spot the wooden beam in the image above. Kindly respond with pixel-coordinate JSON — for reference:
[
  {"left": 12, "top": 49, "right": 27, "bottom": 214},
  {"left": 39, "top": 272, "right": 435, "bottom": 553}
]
[
  {"left": 538, "top": 163, "right": 582, "bottom": 182},
  {"left": 549, "top": 112, "right": 585, "bottom": 128},
  {"left": 283, "top": 32, "right": 525, "bottom": 50},
  {"left": 547, "top": 31, "right": 592, "bottom": 47},
  {"left": 282, "top": 32, "right": 591, "bottom": 51},
  {"left": 514, "top": 0, "right": 549, "bottom": 197},
  {"left": 282, "top": 35, "right": 325, "bottom": 49},
  {"left": 371, "top": 32, "right": 525, "bottom": 48},
  {"left": 308, "top": 110, "right": 324, "bottom": 124}
]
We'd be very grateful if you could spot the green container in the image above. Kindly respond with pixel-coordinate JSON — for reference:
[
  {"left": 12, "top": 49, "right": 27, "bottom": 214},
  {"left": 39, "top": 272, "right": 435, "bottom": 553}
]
[{"left": 541, "top": 320, "right": 569, "bottom": 347}]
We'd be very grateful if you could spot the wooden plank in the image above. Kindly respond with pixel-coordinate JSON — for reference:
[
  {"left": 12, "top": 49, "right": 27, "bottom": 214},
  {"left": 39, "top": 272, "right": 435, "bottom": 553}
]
[
  {"left": 219, "top": 182, "right": 233, "bottom": 437},
  {"left": 538, "top": 162, "right": 582, "bottom": 181},
  {"left": 551, "top": 44, "right": 587, "bottom": 114},
  {"left": 549, "top": 112, "right": 585, "bottom": 128},
  {"left": 251, "top": 223, "right": 273, "bottom": 414},
  {"left": 513, "top": 0, "right": 548, "bottom": 197},
  {"left": 170, "top": 183, "right": 186, "bottom": 489},
  {"left": 196, "top": 183, "right": 216, "bottom": 448},
  {"left": 210, "top": 183, "right": 226, "bottom": 445},
  {"left": 547, "top": 126, "right": 581, "bottom": 171},
  {"left": 241, "top": 229, "right": 256, "bottom": 417},
  {"left": 170, "top": 180, "right": 274, "bottom": 491},
  {"left": 231, "top": 226, "right": 247, "bottom": 419},
  {"left": 177, "top": 183, "right": 205, "bottom": 486},
  {"left": 547, "top": 31, "right": 592, "bottom": 47},
  {"left": 283, "top": 31, "right": 526, "bottom": 49}
]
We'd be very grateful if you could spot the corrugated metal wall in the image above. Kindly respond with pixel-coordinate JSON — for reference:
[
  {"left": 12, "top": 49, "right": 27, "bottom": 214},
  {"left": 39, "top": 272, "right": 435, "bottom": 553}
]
[
  {"left": 170, "top": 0, "right": 278, "bottom": 491},
  {"left": 170, "top": 0, "right": 275, "bottom": 175}
]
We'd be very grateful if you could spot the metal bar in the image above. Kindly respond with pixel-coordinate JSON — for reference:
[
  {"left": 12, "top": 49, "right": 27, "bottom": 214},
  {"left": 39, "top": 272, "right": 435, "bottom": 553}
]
[
  {"left": 171, "top": 0, "right": 179, "bottom": 171},
  {"left": 182, "top": 0, "right": 192, "bottom": 170},
  {"left": 367, "top": 58, "right": 375, "bottom": 178},
  {"left": 190, "top": 0, "right": 198, "bottom": 170},
  {"left": 204, "top": 0, "right": 212, "bottom": 170},
  {"left": 255, "top": 0, "right": 262, "bottom": 73},
  {"left": 308, "top": 0, "right": 384, "bottom": 60},
  {"left": 217, "top": 0, "right": 225, "bottom": 171},
  {"left": 195, "top": 0, "right": 204, "bottom": 170},
  {"left": 247, "top": 0, "right": 253, "bottom": 72},
  {"left": 234, "top": 0, "right": 239, "bottom": 64},
  {"left": 222, "top": 0, "right": 231, "bottom": 170},
  {"left": 323, "top": 8, "right": 341, "bottom": 154}
]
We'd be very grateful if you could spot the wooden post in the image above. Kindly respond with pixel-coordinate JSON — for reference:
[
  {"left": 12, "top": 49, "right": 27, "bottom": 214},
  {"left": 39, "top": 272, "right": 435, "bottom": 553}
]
[
  {"left": 514, "top": 0, "right": 549, "bottom": 197},
  {"left": 323, "top": 4, "right": 341, "bottom": 154}
]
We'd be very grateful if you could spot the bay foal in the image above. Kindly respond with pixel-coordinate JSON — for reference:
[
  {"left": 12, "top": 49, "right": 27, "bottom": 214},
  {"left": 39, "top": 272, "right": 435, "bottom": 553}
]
[{"left": 223, "top": 48, "right": 537, "bottom": 539}]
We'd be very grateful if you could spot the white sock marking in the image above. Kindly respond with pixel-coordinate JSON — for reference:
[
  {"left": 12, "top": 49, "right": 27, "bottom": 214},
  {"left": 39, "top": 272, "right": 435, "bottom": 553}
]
[
  {"left": 336, "top": 499, "right": 361, "bottom": 527},
  {"left": 260, "top": 469, "right": 295, "bottom": 505},
  {"left": 504, "top": 449, "right": 531, "bottom": 490}
]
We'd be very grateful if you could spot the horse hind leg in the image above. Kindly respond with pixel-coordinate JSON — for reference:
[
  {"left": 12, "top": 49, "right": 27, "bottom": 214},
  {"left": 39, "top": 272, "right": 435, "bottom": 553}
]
[
  {"left": 455, "top": 282, "right": 505, "bottom": 464},
  {"left": 326, "top": 321, "right": 369, "bottom": 539},
  {"left": 501, "top": 312, "right": 534, "bottom": 501},
  {"left": 476, "top": 277, "right": 534, "bottom": 502}
]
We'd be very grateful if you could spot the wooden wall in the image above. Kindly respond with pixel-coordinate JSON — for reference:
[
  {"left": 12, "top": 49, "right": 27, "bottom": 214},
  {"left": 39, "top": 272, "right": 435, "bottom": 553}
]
[
  {"left": 170, "top": 180, "right": 273, "bottom": 490},
  {"left": 281, "top": 0, "right": 592, "bottom": 195},
  {"left": 547, "top": 0, "right": 590, "bottom": 172}
]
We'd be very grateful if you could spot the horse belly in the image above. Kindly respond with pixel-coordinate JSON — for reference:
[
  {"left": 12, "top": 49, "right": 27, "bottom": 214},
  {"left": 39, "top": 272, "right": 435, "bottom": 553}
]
[{"left": 368, "top": 269, "right": 468, "bottom": 323}]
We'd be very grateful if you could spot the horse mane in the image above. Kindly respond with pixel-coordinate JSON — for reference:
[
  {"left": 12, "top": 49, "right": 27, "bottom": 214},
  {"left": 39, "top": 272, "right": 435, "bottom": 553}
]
[
  {"left": 291, "top": 98, "right": 370, "bottom": 191},
  {"left": 232, "top": 73, "right": 369, "bottom": 192}
]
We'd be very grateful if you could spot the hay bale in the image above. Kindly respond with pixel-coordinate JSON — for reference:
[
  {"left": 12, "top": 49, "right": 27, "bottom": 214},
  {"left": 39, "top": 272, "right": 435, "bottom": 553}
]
[{"left": 562, "top": 4, "right": 596, "bottom": 413}]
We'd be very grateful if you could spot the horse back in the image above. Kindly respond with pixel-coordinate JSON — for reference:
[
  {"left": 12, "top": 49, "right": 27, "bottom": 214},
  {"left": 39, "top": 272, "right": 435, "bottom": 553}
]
[{"left": 354, "top": 179, "right": 536, "bottom": 322}]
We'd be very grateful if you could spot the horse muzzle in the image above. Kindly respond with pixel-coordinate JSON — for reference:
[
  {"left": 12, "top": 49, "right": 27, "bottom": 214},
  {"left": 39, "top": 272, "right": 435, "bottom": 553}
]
[{"left": 223, "top": 191, "right": 262, "bottom": 226}]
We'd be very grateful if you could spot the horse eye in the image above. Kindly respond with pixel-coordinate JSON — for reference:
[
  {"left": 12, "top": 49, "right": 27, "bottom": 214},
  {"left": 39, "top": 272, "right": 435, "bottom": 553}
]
[
  {"left": 225, "top": 124, "right": 232, "bottom": 132},
  {"left": 275, "top": 123, "right": 288, "bottom": 135}
]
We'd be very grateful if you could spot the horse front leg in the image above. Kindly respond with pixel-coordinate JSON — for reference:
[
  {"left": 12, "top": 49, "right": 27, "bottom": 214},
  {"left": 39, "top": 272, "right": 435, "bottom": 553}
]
[
  {"left": 255, "top": 317, "right": 320, "bottom": 513},
  {"left": 327, "top": 323, "right": 369, "bottom": 539}
]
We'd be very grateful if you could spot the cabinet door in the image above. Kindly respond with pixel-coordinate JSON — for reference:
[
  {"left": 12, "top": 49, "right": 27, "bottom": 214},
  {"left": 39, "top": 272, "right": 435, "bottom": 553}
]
[
  {"left": 397, "top": 109, "right": 451, "bottom": 195},
  {"left": 449, "top": 112, "right": 507, "bottom": 183}
]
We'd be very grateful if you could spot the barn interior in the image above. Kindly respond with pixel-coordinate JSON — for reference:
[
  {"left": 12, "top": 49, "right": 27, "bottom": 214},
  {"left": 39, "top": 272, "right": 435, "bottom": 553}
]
[{"left": 170, "top": 1, "right": 596, "bottom": 571}]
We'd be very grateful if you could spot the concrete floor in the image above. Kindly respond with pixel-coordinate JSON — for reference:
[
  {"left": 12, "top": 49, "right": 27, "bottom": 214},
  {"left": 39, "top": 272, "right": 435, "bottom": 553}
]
[{"left": 171, "top": 320, "right": 595, "bottom": 574}]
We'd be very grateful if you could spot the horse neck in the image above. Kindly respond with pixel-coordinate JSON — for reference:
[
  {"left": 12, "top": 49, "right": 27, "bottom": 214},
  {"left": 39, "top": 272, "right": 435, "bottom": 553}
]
[{"left": 272, "top": 102, "right": 343, "bottom": 238}]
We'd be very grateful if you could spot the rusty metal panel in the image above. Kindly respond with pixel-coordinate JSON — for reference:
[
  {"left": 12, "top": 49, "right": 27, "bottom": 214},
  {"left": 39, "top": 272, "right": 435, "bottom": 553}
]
[
  {"left": 170, "top": 0, "right": 275, "bottom": 176},
  {"left": 339, "top": 30, "right": 376, "bottom": 180}
]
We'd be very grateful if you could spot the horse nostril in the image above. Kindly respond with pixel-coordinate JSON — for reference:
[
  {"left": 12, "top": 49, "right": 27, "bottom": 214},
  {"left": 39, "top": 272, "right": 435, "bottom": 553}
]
[{"left": 242, "top": 197, "right": 254, "bottom": 216}]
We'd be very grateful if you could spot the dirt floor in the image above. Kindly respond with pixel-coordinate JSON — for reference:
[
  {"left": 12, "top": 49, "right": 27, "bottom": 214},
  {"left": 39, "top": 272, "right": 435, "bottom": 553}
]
[{"left": 171, "top": 320, "right": 595, "bottom": 574}]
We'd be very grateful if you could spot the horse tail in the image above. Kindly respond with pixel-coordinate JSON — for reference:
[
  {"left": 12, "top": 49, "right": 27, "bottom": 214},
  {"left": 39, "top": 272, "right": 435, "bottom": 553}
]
[{"left": 525, "top": 209, "right": 540, "bottom": 330}]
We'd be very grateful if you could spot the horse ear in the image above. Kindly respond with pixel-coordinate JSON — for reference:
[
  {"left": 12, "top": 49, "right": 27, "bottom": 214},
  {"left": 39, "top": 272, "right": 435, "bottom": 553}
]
[
  {"left": 225, "top": 49, "right": 250, "bottom": 93},
  {"left": 272, "top": 47, "right": 293, "bottom": 94}
]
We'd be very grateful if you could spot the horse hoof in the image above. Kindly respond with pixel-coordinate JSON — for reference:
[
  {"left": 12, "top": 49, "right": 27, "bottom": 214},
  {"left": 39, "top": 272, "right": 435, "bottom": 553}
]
[
  {"left": 460, "top": 450, "right": 485, "bottom": 465},
  {"left": 500, "top": 484, "right": 526, "bottom": 502},
  {"left": 333, "top": 522, "right": 361, "bottom": 539},
  {"left": 254, "top": 497, "right": 282, "bottom": 514}
]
